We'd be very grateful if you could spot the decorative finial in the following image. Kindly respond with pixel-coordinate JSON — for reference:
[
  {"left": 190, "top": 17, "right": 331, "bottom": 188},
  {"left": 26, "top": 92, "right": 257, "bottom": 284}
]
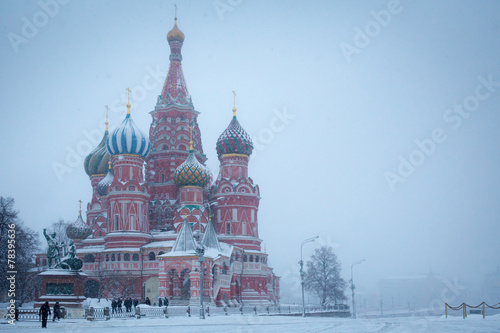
[
  {"left": 126, "top": 88, "right": 132, "bottom": 114},
  {"left": 105, "top": 105, "right": 110, "bottom": 131},
  {"left": 232, "top": 90, "right": 237, "bottom": 117},
  {"left": 189, "top": 123, "right": 193, "bottom": 151},
  {"left": 78, "top": 200, "right": 82, "bottom": 216},
  {"left": 108, "top": 161, "right": 111, "bottom": 170},
  {"left": 174, "top": 4, "right": 178, "bottom": 22}
]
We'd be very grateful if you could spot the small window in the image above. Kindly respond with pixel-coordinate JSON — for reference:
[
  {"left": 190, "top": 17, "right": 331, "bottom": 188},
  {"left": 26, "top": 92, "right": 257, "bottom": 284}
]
[
  {"left": 130, "top": 166, "right": 133, "bottom": 180},
  {"left": 161, "top": 174, "right": 165, "bottom": 183},
  {"left": 132, "top": 253, "right": 140, "bottom": 261},
  {"left": 42, "top": 259, "right": 47, "bottom": 266},
  {"left": 249, "top": 255, "right": 253, "bottom": 262},
  {"left": 119, "top": 167, "right": 122, "bottom": 179},
  {"left": 84, "top": 254, "right": 95, "bottom": 263},
  {"left": 243, "top": 255, "right": 247, "bottom": 262},
  {"left": 106, "top": 255, "right": 109, "bottom": 262},
  {"left": 111, "top": 254, "right": 115, "bottom": 261},
  {"left": 226, "top": 223, "right": 231, "bottom": 234},
  {"left": 149, "top": 252, "right": 156, "bottom": 261},
  {"left": 128, "top": 186, "right": 135, "bottom": 191},
  {"left": 117, "top": 253, "right": 121, "bottom": 261},
  {"left": 255, "top": 256, "right": 259, "bottom": 263},
  {"left": 115, "top": 215, "right": 119, "bottom": 231},
  {"left": 124, "top": 253, "right": 130, "bottom": 261}
]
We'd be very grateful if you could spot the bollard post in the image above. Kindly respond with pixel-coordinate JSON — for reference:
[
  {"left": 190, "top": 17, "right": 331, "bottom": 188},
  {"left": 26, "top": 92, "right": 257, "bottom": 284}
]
[
  {"left": 104, "top": 307, "right": 110, "bottom": 320},
  {"left": 240, "top": 305, "right": 243, "bottom": 315},
  {"left": 206, "top": 306, "right": 210, "bottom": 317},
  {"left": 135, "top": 306, "right": 141, "bottom": 319},
  {"left": 462, "top": 303, "right": 466, "bottom": 319},
  {"left": 483, "top": 303, "right": 485, "bottom": 319},
  {"left": 163, "top": 306, "right": 169, "bottom": 319},
  {"left": 253, "top": 306, "right": 257, "bottom": 315},
  {"left": 224, "top": 305, "right": 228, "bottom": 316},
  {"left": 186, "top": 306, "right": 191, "bottom": 317},
  {"left": 266, "top": 305, "right": 269, "bottom": 314},
  {"left": 445, "top": 304, "right": 447, "bottom": 318}
]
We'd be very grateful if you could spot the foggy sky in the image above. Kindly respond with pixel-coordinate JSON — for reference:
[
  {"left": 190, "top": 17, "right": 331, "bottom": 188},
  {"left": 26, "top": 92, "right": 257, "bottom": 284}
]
[{"left": 1, "top": 0, "right": 500, "bottom": 301}]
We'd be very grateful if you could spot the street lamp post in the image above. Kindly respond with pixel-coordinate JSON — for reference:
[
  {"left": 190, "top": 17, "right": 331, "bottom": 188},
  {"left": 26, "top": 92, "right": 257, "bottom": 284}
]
[
  {"left": 196, "top": 246, "right": 205, "bottom": 319},
  {"left": 300, "top": 236, "right": 319, "bottom": 317},
  {"left": 350, "top": 259, "right": 365, "bottom": 319}
]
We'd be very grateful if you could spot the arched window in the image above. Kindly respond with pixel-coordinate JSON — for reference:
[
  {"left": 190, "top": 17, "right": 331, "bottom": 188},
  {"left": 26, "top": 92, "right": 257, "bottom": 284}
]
[
  {"left": 132, "top": 253, "right": 140, "bottom": 261},
  {"left": 222, "top": 263, "right": 227, "bottom": 275},
  {"left": 234, "top": 253, "right": 239, "bottom": 261},
  {"left": 117, "top": 254, "right": 121, "bottom": 261},
  {"left": 243, "top": 255, "right": 247, "bottom": 262},
  {"left": 255, "top": 256, "right": 259, "bottom": 263},
  {"left": 84, "top": 254, "right": 95, "bottom": 263},
  {"left": 111, "top": 254, "right": 115, "bottom": 261},
  {"left": 124, "top": 253, "right": 130, "bottom": 261},
  {"left": 106, "top": 254, "right": 109, "bottom": 262},
  {"left": 249, "top": 255, "right": 253, "bottom": 262},
  {"left": 149, "top": 252, "right": 156, "bottom": 261},
  {"left": 226, "top": 223, "right": 231, "bottom": 234}
]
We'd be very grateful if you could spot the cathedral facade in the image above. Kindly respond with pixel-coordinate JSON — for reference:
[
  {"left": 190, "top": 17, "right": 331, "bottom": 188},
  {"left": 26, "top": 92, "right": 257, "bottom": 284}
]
[{"left": 54, "top": 18, "right": 279, "bottom": 306}]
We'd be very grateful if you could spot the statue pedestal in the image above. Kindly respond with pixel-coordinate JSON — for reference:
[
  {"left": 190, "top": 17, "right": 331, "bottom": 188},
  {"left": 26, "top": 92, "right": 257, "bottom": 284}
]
[{"left": 35, "top": 269, "right": 87, "bottom": 308}]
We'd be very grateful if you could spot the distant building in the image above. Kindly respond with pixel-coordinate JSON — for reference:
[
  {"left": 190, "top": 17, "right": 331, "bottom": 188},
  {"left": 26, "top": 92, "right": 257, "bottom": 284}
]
[{"left": 35, "top": 17, "right": 279, "bottom": 307}]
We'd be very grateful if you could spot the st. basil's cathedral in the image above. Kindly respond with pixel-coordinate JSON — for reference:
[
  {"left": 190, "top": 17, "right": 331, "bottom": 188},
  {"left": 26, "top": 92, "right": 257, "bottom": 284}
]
[{"left": 37, "top": 17, "right": 280, "bottom": 306}]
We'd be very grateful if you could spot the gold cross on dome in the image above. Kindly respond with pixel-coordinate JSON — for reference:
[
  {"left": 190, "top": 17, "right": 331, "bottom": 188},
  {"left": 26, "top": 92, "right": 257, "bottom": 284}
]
[
  {"left": 78, "top": 199, "right": 82, "bottom": 214},
  {"left": 126, "top": 88, "right": 132, "bottom": 104},
  {"left": 104, "top": 105, "right": 110, "bottom": 130},
  {"left": 232, "top": 90, "right": 237, "bottom": 116}
]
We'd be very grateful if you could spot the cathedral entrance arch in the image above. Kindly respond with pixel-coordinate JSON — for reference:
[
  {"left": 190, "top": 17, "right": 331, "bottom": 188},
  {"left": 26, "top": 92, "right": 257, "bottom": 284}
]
[
  {"left": 144, "top": 277, "right": 159, "bottom": 304},
  {"left": 180, "top": 269, "right": 191, "bottom": 300}
]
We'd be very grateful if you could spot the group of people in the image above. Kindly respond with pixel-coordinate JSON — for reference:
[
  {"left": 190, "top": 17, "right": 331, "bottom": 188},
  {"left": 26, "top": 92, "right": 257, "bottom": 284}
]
[
  {"left": 111, "top": 297, "right": 138, "bottom": 313},
  {"left": 38, "top": 301, "right": 61, "bottom": 328}
]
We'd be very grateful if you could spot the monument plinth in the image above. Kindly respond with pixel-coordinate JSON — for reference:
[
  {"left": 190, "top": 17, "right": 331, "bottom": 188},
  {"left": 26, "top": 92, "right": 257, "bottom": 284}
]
[{"left": 35, "top": 269, "right": 87, "bottom": 308}]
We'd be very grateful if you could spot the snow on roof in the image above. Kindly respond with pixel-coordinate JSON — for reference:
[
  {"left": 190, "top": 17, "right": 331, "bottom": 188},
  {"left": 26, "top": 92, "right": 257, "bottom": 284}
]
[
  {"left": 77, "top": 246, "right": 105, "bottom": 254},
  {"left": 142, "top": 240, "right": 175, "bottom": 248},
  {"left": 101, "top": 247, "right": 140, "bottom": 253},
  {"left": 38, "top": 269, "right": 88, "bottom": 276}
]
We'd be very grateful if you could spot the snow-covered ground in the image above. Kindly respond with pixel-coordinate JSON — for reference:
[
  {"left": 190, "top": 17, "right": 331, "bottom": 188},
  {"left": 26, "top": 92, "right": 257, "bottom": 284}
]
[{"left": 2, "top": 314, "right": 500, "bottom": 332}]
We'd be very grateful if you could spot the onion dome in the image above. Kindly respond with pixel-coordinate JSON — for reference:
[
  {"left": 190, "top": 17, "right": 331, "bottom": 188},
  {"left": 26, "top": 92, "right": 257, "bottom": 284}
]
[
  {"left": 84, "top": 130, "right": 110, "bottom": 176},
  {"left": 107, "top": 99, "right": 150, "bottom": 158},
  {"left": 174, "top": 149, "right": 211, "bottom": 188},
  {"left": 167, "top": 18, "right": 185, "bottom": 43},
  {"left": 174, "top": 128, "right": 211, "bottom": 187},
  {"left": 97, "top": 162, "right": 114, "bottom": 196},
  {"left": 216, "top": 109, "right": 253, "bottom": 156},
  {"left": 66, "top": 204, "right": 92, "bottom": 241}
]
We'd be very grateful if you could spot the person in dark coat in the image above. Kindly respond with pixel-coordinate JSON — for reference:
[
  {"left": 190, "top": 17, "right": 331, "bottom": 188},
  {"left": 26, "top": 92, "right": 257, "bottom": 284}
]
[
  {"left": 158, "top": 298, "right": 163, "bottom": 307},
  {"left": 111, "top": 299, "right": 117, "bottom": 314},
  {"left": 133, "top": 298, "right": 139, "bottom": 308},
  {"left": 38, "top": 301, "right": 51, "bottom": 328},
  {"left": 52, "top": 302, "right": 61, "bottom": 321},
  {"left": 164, "top": 297, "right": 169, "bottom": 307},
  {"left": 117, "top": 298, "right": 122, "bottom": 313},
  {"left": 145, "top": 297, "right": 151, "bottom": 305}
]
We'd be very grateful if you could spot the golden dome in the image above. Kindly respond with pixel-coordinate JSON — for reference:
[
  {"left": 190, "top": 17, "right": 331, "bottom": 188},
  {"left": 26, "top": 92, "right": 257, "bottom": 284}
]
[{"left": 167, "top": 18, "right": 185, "bottom": 43}]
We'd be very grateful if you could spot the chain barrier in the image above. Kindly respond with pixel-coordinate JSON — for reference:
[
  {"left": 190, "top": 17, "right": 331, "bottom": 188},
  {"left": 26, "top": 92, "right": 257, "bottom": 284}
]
[{"left": 445, "top": 302, "right": 500, "bottom": 319}]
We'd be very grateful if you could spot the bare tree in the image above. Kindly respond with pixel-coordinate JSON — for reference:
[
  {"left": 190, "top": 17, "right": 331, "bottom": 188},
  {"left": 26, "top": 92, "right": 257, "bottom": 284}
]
[
  {"left": 0, "top": 197, "right": 40, "bottom": 303},
  {"left": 304, "top": 246, "right": 347, "bottom": 307}
]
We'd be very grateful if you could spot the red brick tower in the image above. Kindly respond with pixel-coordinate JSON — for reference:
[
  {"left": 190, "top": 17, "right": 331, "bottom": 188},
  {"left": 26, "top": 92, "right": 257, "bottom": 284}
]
[
  {"left": 104, "top": 92, "right": 151, "bottom": 248},
  {"left": 147, "top": 17, "right": 207, "bottom": 231},
  {"left": 214, "top": 99, "right": 261, "bottom": 251}
]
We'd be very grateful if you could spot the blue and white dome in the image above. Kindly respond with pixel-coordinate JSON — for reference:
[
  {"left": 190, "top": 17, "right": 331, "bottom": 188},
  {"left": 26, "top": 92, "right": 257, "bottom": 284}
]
[{"left": 107, "top": 113, "right": 150, "bottom": 157}]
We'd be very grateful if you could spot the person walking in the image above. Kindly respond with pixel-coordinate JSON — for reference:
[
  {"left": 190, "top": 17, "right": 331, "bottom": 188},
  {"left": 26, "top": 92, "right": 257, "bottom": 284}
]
[
  {"left": 111, "top": 299, "right": 117, "bottom": 314},
  {"left": 158, "top": 298, "right": 163, "bottom": 307},
  {"left": 52, "top": 302, "right": 61, "bottom": 322},
  {"left": 145, "top": 297, "right": 151, "bottom": 305},
  {"left": 164, "top": 297, "right": 169, "bottom": 307},
  {"left": 38, "top": 301, "right": 51, "bottom": 328},
  {"left": 117, "top": 298, "right": 122, "bottom": 313}
]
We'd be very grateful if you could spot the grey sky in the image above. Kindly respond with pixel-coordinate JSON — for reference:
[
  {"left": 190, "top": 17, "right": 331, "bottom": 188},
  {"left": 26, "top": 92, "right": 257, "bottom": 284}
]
[{"left": 1, "top": 0, "right": 499, "bottom": 300}]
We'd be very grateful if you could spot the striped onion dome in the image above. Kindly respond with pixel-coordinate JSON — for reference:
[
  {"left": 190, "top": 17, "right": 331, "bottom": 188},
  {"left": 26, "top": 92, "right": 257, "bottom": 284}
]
[
  {"left": 66, "top": 212, "right": 92, "bottom": 241},
  {"left": 216, "top": 115, "right": 253, "bottom": 156},
  {"left": 84, "top": 130, "right": 110, "bottom": 176},
  {"left": 97, "top": 162, "right": 114, "bottom": 196},
  {"left": 174, "top": 149, "right": 211, "bottom": 188},
  {"left": 107, "top": 113, "right": 150, "bottom": 157}
]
